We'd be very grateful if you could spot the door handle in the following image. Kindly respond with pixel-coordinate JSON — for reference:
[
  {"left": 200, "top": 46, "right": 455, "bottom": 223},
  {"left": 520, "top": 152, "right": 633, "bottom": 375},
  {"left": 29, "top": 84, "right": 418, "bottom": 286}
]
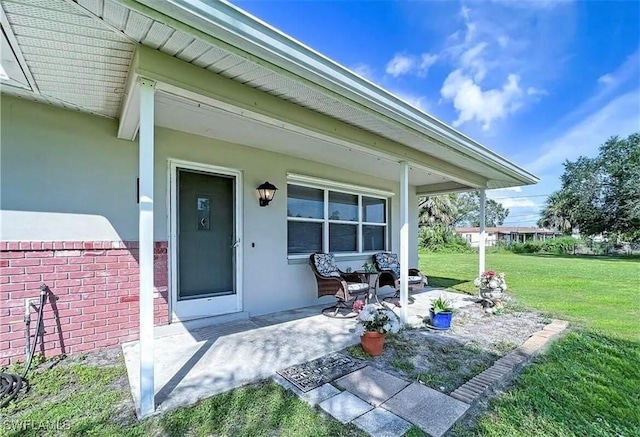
[{"left": 231, "top": 239, "right": 240, "bottom": 248}]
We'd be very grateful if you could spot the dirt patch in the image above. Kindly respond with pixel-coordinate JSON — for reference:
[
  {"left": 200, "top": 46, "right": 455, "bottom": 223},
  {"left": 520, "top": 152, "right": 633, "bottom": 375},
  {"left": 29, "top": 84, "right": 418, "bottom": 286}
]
[{"left": 345, "top": 299, "right": 547, "bottom": 394}]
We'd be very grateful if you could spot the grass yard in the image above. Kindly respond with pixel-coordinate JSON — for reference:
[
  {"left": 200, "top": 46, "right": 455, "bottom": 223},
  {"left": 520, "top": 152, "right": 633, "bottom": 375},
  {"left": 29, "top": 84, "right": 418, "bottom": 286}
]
[
  {"left": 422, "top": 251, "right": 640, "bottom": 436},
  {"left": 3, "top": 251, "right": 638, "bottom": 436},
  {"left": 421, "top": 252, "right": 639, "bottom": 340},
  {"left": 1, "top": 356, "right": 364, "bottom": 437}
]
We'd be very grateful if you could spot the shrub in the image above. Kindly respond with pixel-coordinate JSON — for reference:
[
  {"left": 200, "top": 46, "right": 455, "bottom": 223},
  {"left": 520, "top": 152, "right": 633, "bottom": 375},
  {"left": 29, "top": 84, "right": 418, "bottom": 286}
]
[
  {"left": 541, "top": 236, "right": 579, "bottom": 254},
  {"left": 419, "top": 225, "right": 472, "bottom": 253},
  {"left": 504, "top": 236, "right": 580, "bottom": 254}
]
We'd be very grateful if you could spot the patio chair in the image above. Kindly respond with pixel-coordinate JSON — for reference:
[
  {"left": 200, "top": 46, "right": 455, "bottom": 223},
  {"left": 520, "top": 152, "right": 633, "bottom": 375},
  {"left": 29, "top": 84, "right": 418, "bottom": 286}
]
[
  {"left": 373, "top": 252, "right": 428, "bottom": 302},
  {"left": 310, "top": 253, "right": 369, "bottom": 318}
]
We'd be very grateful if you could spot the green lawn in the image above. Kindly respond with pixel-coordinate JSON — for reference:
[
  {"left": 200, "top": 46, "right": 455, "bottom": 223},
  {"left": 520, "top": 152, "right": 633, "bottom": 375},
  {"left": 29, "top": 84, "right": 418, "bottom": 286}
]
[
  {"left": 421, "top": 251, "right": 639, "bottom": 340},
  {"left": 2, "top": 358, "right": 364, "bottom": 437},
  {"left": 422, "top": 251, "right": 640, "bottom": 436},
  {"left": 4, "top": 252, "right": 638, "bottom": 436}
]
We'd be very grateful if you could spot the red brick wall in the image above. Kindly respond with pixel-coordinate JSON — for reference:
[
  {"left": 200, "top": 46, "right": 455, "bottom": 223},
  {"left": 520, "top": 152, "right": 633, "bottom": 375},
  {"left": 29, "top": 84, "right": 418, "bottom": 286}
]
[{"left": 0, "top": 241, "right": 169, "bottom": 366}]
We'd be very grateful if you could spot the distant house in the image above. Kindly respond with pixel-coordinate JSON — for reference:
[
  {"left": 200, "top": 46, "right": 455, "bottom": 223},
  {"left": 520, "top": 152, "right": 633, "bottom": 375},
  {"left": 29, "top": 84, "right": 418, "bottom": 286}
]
[{"left": 455, "top": 227, "right": 562, "bottom": 247}]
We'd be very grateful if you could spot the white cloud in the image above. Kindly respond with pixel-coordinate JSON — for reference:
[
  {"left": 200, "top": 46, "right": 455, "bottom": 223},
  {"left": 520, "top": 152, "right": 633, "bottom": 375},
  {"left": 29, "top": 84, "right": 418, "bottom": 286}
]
[
  {"left": 392, "top": 90, "right": 431, "bottom": 112},
  {"left": 526, "top": 87, "right": 548, "bottom": 96},
  {"left": 489, "top": 186, "right": 522, "bottom": 193},
  {"left": 440, "top": 69, "right": 523, "bottom": 130},
  {"left": 419, "top": 53, "right": 439, "bottom": 76},
  {"left": 385, "top": 52, "right": 438, "bottom": 77},
  {"left": 499, "top": 197, "right": 540, "bottom": 209},
  {"left": 529, "top": 90, "right": 640, "bottom": 174},
  {"left": 598, "top": 74, "right": 614, "bottom": 85},
  {"left": 351, "top": 63, "right": 375, "bottom": 81},
  {"left": 491, "top": 0, "right": 574, "bottom": 9},
  {"left": 386, "top": 54, "right": 416, "bottom": 77},
  {"left": 438, "top": 4, "right": 559, "bottom": 130},
  {"left": 459, "top": 42, "right": 489, "bottom": 81},
  {"left": 554, "top": 50, "right": 639, "bottom": 131}
]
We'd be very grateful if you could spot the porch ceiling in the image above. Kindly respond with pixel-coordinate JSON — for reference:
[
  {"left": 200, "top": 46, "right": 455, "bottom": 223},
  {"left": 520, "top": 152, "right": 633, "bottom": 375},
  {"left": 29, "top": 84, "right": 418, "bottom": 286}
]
[
  {"left": 155, "top": 91, "right": 449, "bottom": 187},
  {"left": 0, "top": 0, "right": 134, "bottom": 116}
]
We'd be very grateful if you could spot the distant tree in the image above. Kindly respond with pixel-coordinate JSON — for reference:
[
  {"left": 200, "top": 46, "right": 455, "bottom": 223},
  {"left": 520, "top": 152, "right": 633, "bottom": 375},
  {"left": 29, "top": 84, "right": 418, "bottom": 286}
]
[
  {"left": 419, "top": 191, "right": 509, "bottom": 229},
  {"left": 537, "top": 192, "right": 573, "bottom": 234},
  {"left": 418, "top": 194, "right": 458, "bottom": 227},
  {"left": 542, "top": 133, "right": 640, "bottom": 241},
  {"left": 599, "top": 133, "right": 640, "bottom": 238},
  {"left": 455, "top": 191, "right": 510, "bottom": 227}
]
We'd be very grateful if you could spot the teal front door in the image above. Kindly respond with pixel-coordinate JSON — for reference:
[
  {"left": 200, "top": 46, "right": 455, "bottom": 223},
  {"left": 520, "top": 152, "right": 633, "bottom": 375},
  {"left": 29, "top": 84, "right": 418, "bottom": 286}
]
[{"left": 173, "top": 167, "right": 240, "bottom": 320}]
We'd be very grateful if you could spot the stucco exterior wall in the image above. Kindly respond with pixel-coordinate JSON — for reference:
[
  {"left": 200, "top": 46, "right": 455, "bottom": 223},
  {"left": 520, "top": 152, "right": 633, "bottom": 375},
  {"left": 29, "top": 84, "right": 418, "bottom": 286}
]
[{"left": 1, "top": 97, "right": 419, "bottom": 324}]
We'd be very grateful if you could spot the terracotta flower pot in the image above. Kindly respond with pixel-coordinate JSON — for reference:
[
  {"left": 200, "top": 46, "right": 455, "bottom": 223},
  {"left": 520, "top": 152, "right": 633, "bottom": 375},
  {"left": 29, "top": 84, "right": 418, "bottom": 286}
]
[{"left": 360, "top": 331, "right": 385, "bottom": 356}]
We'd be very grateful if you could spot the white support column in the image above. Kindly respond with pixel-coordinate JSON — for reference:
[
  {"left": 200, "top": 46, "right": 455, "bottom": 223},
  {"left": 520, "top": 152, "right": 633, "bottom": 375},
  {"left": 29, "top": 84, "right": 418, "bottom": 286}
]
[
  {"left": 478, "top": 189, "right": 486, "bottom": 278},
  {"left": 399, "top": 162, "right": 409, "bottom": 324},
  {"left": 138, "top": 78, "right": 156, "bottom": 417}
]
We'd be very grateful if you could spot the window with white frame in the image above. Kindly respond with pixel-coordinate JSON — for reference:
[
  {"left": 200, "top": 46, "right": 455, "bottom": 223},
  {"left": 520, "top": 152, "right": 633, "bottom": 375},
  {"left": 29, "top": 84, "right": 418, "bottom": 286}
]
[{"left": 287, "top": 183, "right": 388, "bottom": 255}]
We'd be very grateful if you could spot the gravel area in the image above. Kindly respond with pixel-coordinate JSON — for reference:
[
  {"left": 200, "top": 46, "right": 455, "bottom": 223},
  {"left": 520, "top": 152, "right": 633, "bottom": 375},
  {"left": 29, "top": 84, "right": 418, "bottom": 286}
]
[{"left": 345, "top": 298, "right": 547, "bottom": 394}]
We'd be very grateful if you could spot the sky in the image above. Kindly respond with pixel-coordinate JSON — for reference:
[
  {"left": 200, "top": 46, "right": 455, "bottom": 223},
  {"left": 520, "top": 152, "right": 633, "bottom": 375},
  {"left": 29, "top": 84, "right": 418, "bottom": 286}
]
[{"left": 232, "top": 0, "right": 640, "bottom": 226}]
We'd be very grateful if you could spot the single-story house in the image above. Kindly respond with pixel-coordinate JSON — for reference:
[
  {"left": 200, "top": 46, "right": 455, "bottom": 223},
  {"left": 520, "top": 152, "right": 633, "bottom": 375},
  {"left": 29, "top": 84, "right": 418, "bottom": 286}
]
[
  {"left": 0, "top": 0, "right": 537, "bottom": 415},
  {"left": 456, "top": 227, "right": 562, "bottom": 247}
]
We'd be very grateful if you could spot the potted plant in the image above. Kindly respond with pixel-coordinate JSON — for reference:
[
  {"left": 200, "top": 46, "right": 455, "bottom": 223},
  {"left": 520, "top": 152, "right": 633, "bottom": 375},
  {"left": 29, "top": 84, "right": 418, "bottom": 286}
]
[
  {"left": 428, "top": 295, "right": 454, "bottom": 330},
  {"left": 355, "top": 303, "right": 401, "bottom": 356},
  {"left": 474, "top": 270, "right": 507, "bottom": 302}
]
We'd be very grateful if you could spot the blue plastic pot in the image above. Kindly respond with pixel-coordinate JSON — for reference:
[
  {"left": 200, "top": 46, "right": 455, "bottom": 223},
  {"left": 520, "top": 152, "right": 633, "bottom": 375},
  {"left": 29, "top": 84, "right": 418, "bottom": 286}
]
[{"left": 429, "top": 309, "right": 453, "bottom": 330}]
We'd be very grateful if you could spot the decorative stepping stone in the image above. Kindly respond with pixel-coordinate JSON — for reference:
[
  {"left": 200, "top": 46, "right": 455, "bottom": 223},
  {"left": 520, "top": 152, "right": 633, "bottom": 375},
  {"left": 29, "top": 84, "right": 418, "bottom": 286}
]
[
  {"left": 382, "top": 382, "right": 469, "bottom": 437},
  {"left": 353, "top": 407, "right": 413, "bottom": 437},
  {"left": 272, "top": 375, "right": 340, "bottom": 406},
  {"left": 319, "top": 391, "right": 373, "bottom": 424},
  {"left": 336, "top": 366, "right": 410, "bottom": 407}
]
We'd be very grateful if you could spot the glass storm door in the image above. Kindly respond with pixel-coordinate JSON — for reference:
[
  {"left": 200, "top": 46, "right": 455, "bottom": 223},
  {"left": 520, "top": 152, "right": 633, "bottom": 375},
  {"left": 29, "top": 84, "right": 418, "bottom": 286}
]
[{"left": 174, "top": 168, "right": 238, "bottom": 320}]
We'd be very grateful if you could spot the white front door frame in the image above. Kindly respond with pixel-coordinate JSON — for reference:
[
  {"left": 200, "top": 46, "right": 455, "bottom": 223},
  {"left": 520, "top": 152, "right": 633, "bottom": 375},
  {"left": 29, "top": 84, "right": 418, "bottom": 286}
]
[{"left": 168, "top": 158, "right": 244, "bottom": 322}]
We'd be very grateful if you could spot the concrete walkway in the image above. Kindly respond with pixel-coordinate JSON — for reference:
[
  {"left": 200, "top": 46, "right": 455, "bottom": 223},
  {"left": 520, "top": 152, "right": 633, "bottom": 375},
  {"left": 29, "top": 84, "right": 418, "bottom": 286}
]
[
  {"left": 274, "top": 365, "right": 469, "bottom": 437},
  {"left": 274, "top": 318, "right": 570, "bottom": 437},
  {"left": 122, "top": 288, "right": 472, "bottom": 417}
]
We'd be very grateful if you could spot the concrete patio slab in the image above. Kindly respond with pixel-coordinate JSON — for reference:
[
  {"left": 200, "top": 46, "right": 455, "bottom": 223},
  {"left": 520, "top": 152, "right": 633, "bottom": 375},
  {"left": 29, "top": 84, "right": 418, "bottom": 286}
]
[
  {"left": 335, "top": 366, "right": 409, "bottom": 407},
  {"left": 382, "top": 382, "right": 469, "bottom": 437},
  {"left": 318, "top": 391, "right": 373, "bottom": 424},
  {"left": 122, "top": 288, "right": 472, "bottom": 417},
  {"left": 353, "top": 407, "right": 413, "bottom": 437},
  {"left": 122, "top": 304, "right": 359, "bottom": 416}
]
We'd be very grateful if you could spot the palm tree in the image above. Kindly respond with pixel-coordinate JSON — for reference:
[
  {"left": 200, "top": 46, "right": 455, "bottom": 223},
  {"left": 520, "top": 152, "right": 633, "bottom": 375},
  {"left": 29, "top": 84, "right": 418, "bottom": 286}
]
[
  {"left": 538, "top": 192, "right": 573, "bottom": 234},
  {"left": 418, "top": 194, "right": 458, "bottom": 227}
]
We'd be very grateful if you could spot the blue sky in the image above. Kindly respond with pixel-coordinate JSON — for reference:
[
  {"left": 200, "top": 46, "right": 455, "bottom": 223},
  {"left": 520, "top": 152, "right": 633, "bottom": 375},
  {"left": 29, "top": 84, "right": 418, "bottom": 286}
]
[{"left": 233, "top": 0, "right": 640, "bottom": 226}]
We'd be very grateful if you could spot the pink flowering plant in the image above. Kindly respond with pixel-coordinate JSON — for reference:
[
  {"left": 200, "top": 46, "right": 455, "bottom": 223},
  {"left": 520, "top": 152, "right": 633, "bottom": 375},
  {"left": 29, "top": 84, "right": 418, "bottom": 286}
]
[
  {"left": 474, "top": 270, "right": 507, "bottom": 291},
  {"left": 355, "top": 303, "right": 401, "bottom": 336}
]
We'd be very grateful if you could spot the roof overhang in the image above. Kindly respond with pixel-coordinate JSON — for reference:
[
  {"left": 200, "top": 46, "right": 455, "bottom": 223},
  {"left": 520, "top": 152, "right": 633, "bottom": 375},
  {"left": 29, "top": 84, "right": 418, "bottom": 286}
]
[
  {"left": 0, "top": 0, "right": 538, "bottom": 192},
  {"left": 119, "top": 0, "right": 539, "bottom": 188},
  {"left": 120, "top": 46, "right": 488, "bottom": 189}
]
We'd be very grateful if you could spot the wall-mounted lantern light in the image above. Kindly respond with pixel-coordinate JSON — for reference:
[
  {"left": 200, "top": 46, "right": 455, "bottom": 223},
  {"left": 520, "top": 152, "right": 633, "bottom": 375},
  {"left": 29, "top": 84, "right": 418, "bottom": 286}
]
[{"left": 257, "top": 181, "right": 278, "bottom": 207}]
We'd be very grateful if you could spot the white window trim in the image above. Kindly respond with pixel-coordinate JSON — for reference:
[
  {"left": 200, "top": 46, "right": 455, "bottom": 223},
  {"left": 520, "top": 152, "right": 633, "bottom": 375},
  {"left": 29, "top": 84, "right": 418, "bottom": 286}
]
[
  {"left": 288, "top": 173, "right": 395, "bottom": 198},
  {"left": 287, "top": 176, "right": 390, "bottom": 259}
]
